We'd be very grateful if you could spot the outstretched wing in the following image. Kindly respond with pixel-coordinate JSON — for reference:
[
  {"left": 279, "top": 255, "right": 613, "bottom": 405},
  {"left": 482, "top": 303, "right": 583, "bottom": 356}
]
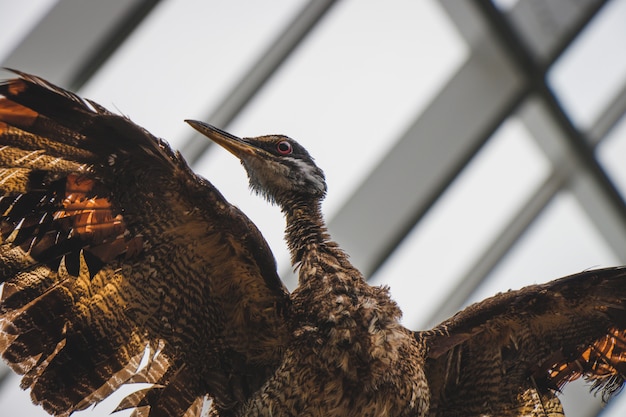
[
  {"left": 0, "top": 71, "right": 290, "bottom": 417},
  {"left": 419, "top": 267, "right": 626, "bottom": 417}
]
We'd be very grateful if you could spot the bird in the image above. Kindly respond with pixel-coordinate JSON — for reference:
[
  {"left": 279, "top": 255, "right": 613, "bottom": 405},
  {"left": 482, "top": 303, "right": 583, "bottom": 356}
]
[{"left": 0, "top": 70, "right": 626, "bottom": 417}]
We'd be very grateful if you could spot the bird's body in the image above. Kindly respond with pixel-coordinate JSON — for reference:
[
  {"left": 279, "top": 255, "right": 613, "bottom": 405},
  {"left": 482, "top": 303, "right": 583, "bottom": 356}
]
[
  {"left": 238, "top": 200, "right": 428, "bottom": 417},
  {"left": 1, "top": 72, "right": 626, "bottom": 417}
]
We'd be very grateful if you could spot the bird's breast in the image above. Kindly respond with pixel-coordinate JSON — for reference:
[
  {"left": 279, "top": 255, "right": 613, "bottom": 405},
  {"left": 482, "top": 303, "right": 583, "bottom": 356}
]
[{"left": 279, "top": 273, "right": 430, "bottom": 417}]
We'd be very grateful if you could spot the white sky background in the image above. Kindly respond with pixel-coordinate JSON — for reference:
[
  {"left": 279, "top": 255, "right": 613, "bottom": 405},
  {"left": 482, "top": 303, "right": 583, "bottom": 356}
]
[{"left": 1, "top": 0, "right": 626, "bottom": 416}]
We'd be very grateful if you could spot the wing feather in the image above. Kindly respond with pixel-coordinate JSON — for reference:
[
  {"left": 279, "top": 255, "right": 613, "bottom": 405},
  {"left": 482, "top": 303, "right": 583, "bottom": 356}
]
[
  {"left": 420, "top": 267, "right": 626, "bottom": 416},
  {"left": 0, "top": 71, "right": 289, "bottom": 417}
]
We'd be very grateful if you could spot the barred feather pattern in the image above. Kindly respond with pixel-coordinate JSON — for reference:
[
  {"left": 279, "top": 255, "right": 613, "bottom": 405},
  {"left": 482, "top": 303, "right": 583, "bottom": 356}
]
[
  {"left": 0, "top": 71, "right": 290, "bottom": 417},
  {"left": 422, "top": 267, "right": 626, "bottom": 416},
  {"left": 4, "top": 71, "right": 626, "bottom": 417}
]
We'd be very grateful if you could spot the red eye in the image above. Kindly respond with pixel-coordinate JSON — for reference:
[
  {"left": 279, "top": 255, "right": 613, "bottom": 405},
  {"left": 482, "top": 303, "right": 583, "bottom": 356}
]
[{"left": 276, "top": 140, "right": 293, "bottom": 155}]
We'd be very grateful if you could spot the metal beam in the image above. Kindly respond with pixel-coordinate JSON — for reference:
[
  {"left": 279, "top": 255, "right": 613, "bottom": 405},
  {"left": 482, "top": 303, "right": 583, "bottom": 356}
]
[
  {"left": 587, "top": 81, "right": 626, "bottom": 145},
  {"left": 503, "top": 0, "right": 607, "bottom": 65},
  {"left": 1, "top": 0, "right": 161, "bottom": 89}
]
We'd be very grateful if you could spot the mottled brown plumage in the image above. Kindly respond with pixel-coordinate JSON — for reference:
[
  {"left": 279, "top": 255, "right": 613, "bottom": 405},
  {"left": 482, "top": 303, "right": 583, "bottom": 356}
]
[
  {"left": 0, "top": 71, "right": 289, "bottom": 417},
  {"left": 1, "top": 72, "right": 626, "bottom": 417}
]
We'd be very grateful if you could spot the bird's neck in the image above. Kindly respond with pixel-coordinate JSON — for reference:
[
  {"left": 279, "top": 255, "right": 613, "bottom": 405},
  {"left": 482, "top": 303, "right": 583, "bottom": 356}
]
[
  {"left": 280, "top": 197, "right": 410, "bottom": 394},
  {"left": 281, "top": 197, "right": 359, "bottom": 285}
]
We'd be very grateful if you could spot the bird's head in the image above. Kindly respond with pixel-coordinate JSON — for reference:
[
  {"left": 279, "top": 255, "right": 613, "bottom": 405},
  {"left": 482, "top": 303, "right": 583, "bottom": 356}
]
[{"left": 186, "top": 120, "right": 326, "bottom": 208}]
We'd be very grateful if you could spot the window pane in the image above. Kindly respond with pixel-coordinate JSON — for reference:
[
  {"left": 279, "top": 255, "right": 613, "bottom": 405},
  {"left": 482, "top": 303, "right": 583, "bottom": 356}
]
[
  {"left": 548, "top": 0, "right": 626, "bottom": 131},
  {"left": 467, "top": 191, "right": 618, "bottom": 304},
  {"left": 370, "top": 118, "right": 549, "bottom": 329}
]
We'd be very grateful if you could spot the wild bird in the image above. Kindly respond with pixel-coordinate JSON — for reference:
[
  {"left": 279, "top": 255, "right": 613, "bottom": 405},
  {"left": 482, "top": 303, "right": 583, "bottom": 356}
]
[{"left": 0, "top": 72, "right": 626, "bottom": 417}]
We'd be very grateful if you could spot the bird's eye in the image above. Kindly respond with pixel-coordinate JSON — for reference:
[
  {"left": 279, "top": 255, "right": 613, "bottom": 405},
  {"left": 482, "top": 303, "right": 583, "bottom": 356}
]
[{"left": 276, "top": 141, "right": 293, "bottom": 155}]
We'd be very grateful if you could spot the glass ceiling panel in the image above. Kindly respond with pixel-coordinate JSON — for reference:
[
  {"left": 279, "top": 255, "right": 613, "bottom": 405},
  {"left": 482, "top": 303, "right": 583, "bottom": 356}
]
[
  {"left": 194, "top": 0, "right": 467, "bottom": 282},
  {"left": 467, "top": 190, "right": 618, "bottom": 305},
  {"left": 369, "top": 117, "right": 549, "bottom": 329},
  {"left": 0, "top": 0, "right": 57, "bottom": 63},
  {"left": 79, "top": 0, "right": 308, "bottom": 150},
  {"left": 548, "top": 0, "right": 626, "bottom": 131}
]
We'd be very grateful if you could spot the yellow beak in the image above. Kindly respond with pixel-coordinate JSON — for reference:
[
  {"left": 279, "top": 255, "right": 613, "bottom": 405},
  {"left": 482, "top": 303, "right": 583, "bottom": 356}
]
[{"left": 185, "top": 120, "right": 259, "bottom": 158}]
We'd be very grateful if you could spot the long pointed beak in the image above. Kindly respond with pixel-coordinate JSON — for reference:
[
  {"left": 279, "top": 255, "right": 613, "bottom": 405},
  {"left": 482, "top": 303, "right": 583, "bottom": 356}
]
[{"left": 185, "top": 120, "right": 258, "bottom": 158}]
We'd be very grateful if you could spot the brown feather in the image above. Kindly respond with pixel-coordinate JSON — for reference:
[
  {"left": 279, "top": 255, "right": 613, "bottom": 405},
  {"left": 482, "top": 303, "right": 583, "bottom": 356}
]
[
  {"left": 3, "top": 71, "right": 626, "bottom": 417},
  {"left": 422, "top": 267, "right": 626, "bottom": 415},
  {"left": 0, "top": 71, "right": 290, "bottom": 417}
]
